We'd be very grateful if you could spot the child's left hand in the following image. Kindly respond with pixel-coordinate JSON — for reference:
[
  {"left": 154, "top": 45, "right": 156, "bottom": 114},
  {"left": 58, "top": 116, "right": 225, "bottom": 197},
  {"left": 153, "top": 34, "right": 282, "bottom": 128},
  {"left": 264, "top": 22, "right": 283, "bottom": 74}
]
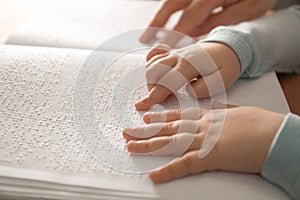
[
  {"left": 123, "top": 106, "right": 284, "bottom": 183},
  {"left": 135, "top": 42, "right": 241, "bottom": 111}
]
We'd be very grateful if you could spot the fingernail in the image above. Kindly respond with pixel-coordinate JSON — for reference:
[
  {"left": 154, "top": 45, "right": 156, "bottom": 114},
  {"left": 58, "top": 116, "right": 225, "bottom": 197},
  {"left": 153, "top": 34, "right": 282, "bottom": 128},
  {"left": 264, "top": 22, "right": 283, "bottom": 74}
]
[{"left": 143, "top": 112, "right": 151, "bottom": 123}]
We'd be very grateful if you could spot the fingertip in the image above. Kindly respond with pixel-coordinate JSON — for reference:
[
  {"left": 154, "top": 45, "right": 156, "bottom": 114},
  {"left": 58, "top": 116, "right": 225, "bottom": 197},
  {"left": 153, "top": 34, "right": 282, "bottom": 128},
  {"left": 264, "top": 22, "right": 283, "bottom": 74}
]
[
  {"left": 149, "top": 170, "right": 162, "bottom": 183},
  {"left": 123, "top": 127, "right": 133, "bottom": 134},
  {"left": 135, "top": 97, "right": 152, "bottom": 111},
  {"left": 126, "top": 141, "right": 137, "bottom": 152},
  {"left": 122, "top": 131, "right": 128, "bottom": 139},
  {"left": 143, "top": 113, "right": 151, "bottom": 124},
  {"left": 139, "top": 32, "right": 151, "bottom": 44},
  {"left": 139, "top": 35, "right": 146, "bottom": 43},
  {"left": 135, "top": 99, "right": 145, "bottom": 110},
  {"left": 140, "top": 28, "right": 159, "bottom": 44},
  {"left": 146, "top": 43, "right": 171, "bottom": 61},
  {"left": 149, "top": 169, "right": 170, "bottom": 183},
  {"left": 122, "top": 131, "right": 131, "bottom": 141},
  {"left": 146, "top": 48, "right": 164, "bottom": 62},
  {"left": 145, "top": 60, "right": 152, "bottom": 68},
  {"left": 146, "top": 50, "right": 156, "bottom": 62},
  {"left": 136, "top": 87, "right": 168, "bottom": 111},
  {"left": 135, "top": 100, "right": 150, "bottom": 111}
]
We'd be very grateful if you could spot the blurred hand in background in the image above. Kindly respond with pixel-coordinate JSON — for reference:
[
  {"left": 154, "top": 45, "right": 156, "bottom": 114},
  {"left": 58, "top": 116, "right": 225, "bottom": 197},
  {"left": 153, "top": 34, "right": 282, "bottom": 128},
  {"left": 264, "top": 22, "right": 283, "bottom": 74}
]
[{"left": 140, "top": 0, "right": 277, "bottom": 43}]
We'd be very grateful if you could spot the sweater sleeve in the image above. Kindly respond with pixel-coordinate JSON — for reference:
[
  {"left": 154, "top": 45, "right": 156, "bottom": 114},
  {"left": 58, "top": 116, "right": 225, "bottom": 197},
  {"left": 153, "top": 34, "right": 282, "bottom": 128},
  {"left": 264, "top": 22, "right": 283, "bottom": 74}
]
[
  {"left": 199, "top": 6, "right": 300, "bottom": 78},
  {"left": 262, "top": 113, "right": 300, "bottom": 200}
]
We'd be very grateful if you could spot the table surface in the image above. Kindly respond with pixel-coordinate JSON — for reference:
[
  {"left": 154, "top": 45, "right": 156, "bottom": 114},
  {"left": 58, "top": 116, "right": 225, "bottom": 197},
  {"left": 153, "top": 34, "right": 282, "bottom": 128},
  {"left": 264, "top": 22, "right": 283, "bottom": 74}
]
[{"left": 0, "top": 0, "right": 299, "bottom": 114}]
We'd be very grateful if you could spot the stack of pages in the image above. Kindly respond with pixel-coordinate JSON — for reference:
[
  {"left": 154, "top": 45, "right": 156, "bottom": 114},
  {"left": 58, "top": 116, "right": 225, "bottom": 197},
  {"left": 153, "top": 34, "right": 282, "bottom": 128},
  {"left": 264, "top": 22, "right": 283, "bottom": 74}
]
[{"left": 0, "top": 0, "right": 291, "bottom": 199}]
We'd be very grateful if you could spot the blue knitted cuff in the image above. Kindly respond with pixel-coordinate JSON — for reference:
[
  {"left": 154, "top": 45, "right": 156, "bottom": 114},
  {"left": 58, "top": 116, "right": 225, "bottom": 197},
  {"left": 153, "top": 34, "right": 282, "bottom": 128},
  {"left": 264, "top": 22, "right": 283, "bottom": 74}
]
[
  {"left": 199, "top": 27, "right": 258, "bottom": 77},
  {"left": 262, "top": 113, "right": 300, "bottom": 200}
]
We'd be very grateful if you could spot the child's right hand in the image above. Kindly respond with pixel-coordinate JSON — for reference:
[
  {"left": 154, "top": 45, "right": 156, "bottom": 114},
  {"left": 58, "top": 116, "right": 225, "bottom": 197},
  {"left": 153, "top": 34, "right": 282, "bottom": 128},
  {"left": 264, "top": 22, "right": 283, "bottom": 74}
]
[
  {"left": 135, "top": 42, "right": 241, "bottom": 111},
  {"left": 123, "top": 106, "right": 285, "bottom": 183}
]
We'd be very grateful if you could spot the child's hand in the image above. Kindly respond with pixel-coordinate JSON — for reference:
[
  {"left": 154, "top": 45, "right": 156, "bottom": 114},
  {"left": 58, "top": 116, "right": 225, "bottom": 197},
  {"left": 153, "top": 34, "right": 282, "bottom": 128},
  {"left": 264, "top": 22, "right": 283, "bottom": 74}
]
[
  {"left": 123, "top": 106, "right": 284, "bottom": 183},
  {"left": 135, "top": 42, "right": 240, "bottom": 111},
  {"left": 140, "top": 0, "right": 277, "bottom": 43}
]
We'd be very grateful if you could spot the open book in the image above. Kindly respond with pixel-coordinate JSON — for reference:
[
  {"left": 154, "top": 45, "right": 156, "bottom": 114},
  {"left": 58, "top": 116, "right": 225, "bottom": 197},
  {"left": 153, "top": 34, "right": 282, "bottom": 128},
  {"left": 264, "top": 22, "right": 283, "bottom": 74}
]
[{"left": 0, "top": 0, "right": 290, "bottom": 199}]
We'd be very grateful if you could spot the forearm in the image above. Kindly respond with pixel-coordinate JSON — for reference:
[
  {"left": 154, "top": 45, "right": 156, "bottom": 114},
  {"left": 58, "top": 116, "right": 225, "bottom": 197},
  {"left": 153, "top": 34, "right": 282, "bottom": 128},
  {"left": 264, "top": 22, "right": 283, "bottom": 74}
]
[{"left": 200, "top": 6, "right": 300, "bottom": 78}]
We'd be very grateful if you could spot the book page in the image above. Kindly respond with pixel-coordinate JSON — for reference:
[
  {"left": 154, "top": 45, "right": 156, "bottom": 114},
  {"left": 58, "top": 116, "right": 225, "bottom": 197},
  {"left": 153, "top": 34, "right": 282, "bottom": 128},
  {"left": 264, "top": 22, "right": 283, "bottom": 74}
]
[
  {"left": 6, "top": 0, "right": 190, "bottom": 52},
  {"left": 0, "top": 45, "right": 290, "bottom": 200},
  {"left": 6, "top": 0, "right": 165, "bottom": 51}
]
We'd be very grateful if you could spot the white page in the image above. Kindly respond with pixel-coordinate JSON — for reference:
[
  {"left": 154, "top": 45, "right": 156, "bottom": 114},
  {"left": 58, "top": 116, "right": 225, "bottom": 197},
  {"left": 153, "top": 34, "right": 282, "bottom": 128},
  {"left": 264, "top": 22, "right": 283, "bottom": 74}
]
[
  {"left": 6, "top": 0, "right": 188, "bottom": 52},
  {"left": 0, "top": 45, "right": 290, "bottom": 200},
  {"left": 5, "top": 0, "right": 157, "bottom": 51}
]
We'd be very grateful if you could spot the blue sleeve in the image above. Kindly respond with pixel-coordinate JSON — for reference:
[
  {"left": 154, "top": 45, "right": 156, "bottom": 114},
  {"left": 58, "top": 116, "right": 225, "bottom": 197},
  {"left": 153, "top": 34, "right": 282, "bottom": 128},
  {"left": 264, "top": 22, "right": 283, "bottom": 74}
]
[
  {"left": 200, "top": 6, "right": 300, "bottom": 78},
  {"left": 262, "top": 113, "right": 300, "bottom": 200}
]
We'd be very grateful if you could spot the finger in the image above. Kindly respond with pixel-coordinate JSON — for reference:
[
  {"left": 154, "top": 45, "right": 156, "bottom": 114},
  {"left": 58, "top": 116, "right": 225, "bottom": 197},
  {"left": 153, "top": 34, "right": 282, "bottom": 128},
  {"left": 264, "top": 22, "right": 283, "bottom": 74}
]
[
  {"left": 154, "top": 60, "right": 200, "bottom": 94},
  {"left": 127, "top": 133, "right": 204, "bottom": 155},
  {"left": 123, "top": 119, "right": 201, "bottom": 140},
  {"left": 149, "top": 150, "right": 218, "bottom": 183},
  {"left": 145, "top": 53, "right": 169, "bottom": 69},
  {"left": 143, "top": 108, "right": 206, "bottom": 124},
  {"left": 185, "top": 77, "right": 212, "bottom": 99},
  {"left": 156, "top": 32, "right": 186, "bottom": 48},
  {"left": 172, "top": 0, "right": 219, "bottom": 36},
  {"left": 143, "top": 109, "right": 181, "bottom": 124},
  {"left": 145, "top": 54, "right": 177, "bottom": 91},
  {"left": 196, "top": 0, "right": 275, "bottom": 35},
  {"left": 137, "top": 60, "right": 198, "bottom": 110},
  {"left": 176, "top": 43, "right": 219, "bottom": 76},
  {"left": 137, "top": 51, "right": 215, "bottom": 110},
  {"left": 187, "top": 25, "right": 210, "bottom": 37},
  {"left": 146, "top": 43, "right": 172, "bottom": 62},
  {"left": 140, "top": 0, "right": 192, "bottom": 43},
  {"left": 211, "top": 101, "right": 239, "bottom": 109},
  {"left": 127, "top": 136, "right": 172, "bottom": 153},
  {"left": 135, "top": 85, "right": 171, "bottom": 111},
  {"left": 186, "top": 66, "right": 237, "bottom": 99},
  {"left": 196, "top": 10, "right": 240, "bottom": 35}
]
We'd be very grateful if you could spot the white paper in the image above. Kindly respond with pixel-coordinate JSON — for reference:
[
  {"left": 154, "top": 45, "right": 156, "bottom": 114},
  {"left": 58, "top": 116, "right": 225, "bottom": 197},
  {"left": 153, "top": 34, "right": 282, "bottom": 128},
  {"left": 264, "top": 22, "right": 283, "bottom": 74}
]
[
  {"left": 6, "top": 0, "right": 156, "bottom": 50},
  {"left": 6, "top": 0, "right": 188, "bottom": 53},
  {"left": 0, "top": 45, "right": 290, "bottom": 200}
]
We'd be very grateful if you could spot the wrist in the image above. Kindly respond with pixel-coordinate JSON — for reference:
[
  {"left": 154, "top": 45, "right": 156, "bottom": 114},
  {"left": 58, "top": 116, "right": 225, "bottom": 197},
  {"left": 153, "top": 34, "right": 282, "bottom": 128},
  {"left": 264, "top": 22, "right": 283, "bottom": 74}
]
[
  {"left": 199, "top": 42, "right": 241, "bottom": 86},
  {"left": 199, "top": 42, "right": 240, "bottom": 71}
]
